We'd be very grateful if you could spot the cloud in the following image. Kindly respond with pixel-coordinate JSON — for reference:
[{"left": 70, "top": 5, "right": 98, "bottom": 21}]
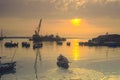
[{"left": 0, "top": 0, "right": 120, "bottom": 19}]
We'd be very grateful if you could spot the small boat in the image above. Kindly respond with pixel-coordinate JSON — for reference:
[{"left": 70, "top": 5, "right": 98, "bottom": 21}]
[
  {"left": 66, "top": 42, "right": 71, "bottom": 46},
  {"left": 57, "top": 55, "right": 69, "bottom": 69},
  {"left": 22, "top": 42, "right": 30, "bottom": 48},
  {"left": 33, "top": 42, "right": 43, "bottom": 49},
  {"left": 56, "top": 41, "right": 63, "bottom": 45},
  {"left": 0, "top": 62, "right": 16, "bottom": 72},
  {"left": 4, "top": 41, "right": 18, "bottom": 48},
  {"left": 0, "top": 57, "right": 16, "bottom": 73}
]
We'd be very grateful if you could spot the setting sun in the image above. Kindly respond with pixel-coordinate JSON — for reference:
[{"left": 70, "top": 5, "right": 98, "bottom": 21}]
[{"left": 70, "top": 18, "right": 81, "bottom": 26}]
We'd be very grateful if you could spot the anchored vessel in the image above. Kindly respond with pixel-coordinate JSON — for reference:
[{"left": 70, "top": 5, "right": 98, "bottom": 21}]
[
  {"left": 0, "top": 57, "right": 16, "bottom": 74},
  {"left": 31, "top": 19, "right": 66, "bottom": 42},
  {"left": 57, "top": 54, "right": 69, "bottom": 69}
]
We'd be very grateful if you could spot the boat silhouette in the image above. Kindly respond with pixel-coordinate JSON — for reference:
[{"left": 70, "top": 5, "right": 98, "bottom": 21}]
[
  {"left": 57, "top": 54, "right": 69, "bottom": 69},
  {"left": 31, "top": 19, "right": 66, "bottom": 42}
]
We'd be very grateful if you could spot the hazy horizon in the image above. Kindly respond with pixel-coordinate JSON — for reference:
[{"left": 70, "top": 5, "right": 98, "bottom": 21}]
[{"left": 0, "top": 0, "right": 120, "bottom": 38}]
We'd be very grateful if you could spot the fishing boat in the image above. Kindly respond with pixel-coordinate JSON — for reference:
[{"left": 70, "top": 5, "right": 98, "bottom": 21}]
[
  {"left": 0, "top": 57, "right": 16, "bottom": 73},
  {"left": 57, "top": 54, "right": 69, "bottom": 69},
  {"left": 32, "top": 19, "right": 66, "bottom": 42}
]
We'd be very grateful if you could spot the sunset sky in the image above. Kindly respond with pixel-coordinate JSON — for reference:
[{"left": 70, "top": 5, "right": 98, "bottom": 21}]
[{"left": 0, "top": 0, "right": 120, "bottom": 38}]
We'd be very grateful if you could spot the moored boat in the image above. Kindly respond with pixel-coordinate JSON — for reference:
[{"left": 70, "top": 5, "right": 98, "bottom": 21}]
[
  {"left": 56, "top": 41, "right": 63, "bottom": 45},
  {"left": 32, "top": 19, "right": 66, "bottom": 42},
  {"left": 4, "top": 41, "right": 18, "bottom": 48},
  {"left": 66, "top": 42, "right": 71, "bottom": 46},
  {"left": 22, "top": 42, "right": 30, "bottom": 48},
  {"left": 0, "top": 62, "right": 16, "bottom": 72},
  {"left": 0, "top": 57, "right": 16, "bottom": 73},
  {"left": 57, "top": 54, "right": 69, "bottom": 69}
]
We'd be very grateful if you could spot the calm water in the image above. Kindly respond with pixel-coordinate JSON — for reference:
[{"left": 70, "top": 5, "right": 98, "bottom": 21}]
[{"left": 0, "top": 39, "right": 120, "bottom": 80}]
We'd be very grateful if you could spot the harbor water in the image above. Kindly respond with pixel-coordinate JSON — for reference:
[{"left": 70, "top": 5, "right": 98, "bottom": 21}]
[{"left": 0, "top": 39, "right": 120, "bottom": 80}]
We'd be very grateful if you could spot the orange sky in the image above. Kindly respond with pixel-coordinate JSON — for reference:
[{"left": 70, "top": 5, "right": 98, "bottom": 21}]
[
  {"left": 0, "top": 0, "right": 120, "bottom": 38},
  {"left": 0, "top": 17, "right": 119, "bottom": 38}
]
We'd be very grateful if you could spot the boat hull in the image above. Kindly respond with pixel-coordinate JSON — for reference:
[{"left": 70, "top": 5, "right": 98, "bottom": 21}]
[
  {"left": 57, "top": 61, "right": 69, "bottom": 69},
  {"left": 0, "top": 62, "right": 16, "bottom": 73},
  {"left": 32, "top": 35, "right": 66, "bottom": 42}
]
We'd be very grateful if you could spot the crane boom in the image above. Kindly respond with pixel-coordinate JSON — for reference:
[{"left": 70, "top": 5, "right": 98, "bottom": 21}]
[{"left": 37, "top": 19, "right": 42, "bottom": 35}]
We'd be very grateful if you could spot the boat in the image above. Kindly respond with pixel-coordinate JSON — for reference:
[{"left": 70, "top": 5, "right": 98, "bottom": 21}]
[
  {"left": 56, "top": 41, "right": 63, "bottom": 45},
  {"left": 22, "top": 42, "right": 30, "bottom": 48},
  {"left": 32, "top": 19, "right": 66, "bottom": 42},
  {"left": 57, "top": 54, "right": 69, "bottom": 69},
  {"left": 66, "top": 42, "right": 71, "bottom": 46},
  {"left": 4, "top": 41, "right": 18, "bottom": 48},
  {"left": 33, "top": 42, "right": 43, "bottom": 49},
  {"left": 0, "top": 62, "right": 16, "bottom": 72},
  {"left": 0, "top": 57, "right": 16, "bottom": 73}
]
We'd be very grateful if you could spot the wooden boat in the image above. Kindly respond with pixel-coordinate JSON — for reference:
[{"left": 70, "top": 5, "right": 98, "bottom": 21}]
[{"left": 57, "top": 55, "right": 69, "bottom": 69}]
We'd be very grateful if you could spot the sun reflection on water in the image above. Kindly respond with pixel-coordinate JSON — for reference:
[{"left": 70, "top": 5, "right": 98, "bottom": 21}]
[{"left": 72, "top": 39, "right": 81, "bottom": 60}]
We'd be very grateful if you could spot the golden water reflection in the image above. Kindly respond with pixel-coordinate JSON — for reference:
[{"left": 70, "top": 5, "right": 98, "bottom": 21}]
[{"left": 72, "top": 39, "right": 81, "bottom": 60}]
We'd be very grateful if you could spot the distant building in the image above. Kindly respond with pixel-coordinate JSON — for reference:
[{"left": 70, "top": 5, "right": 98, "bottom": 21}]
[{"left": 90, "top": 34, "right": 120, "bottom": 44}]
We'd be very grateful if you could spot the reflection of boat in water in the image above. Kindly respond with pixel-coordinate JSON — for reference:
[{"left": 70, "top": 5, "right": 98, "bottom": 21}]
[
  {"left": 31, "top": 19, "right": 66, "bottom": 42},
  {"left": 57, "top": 54, "right": 69, "bottom": 69},
  {"left": 34, "top": 49, "right": 42, "bottom": 80}
]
